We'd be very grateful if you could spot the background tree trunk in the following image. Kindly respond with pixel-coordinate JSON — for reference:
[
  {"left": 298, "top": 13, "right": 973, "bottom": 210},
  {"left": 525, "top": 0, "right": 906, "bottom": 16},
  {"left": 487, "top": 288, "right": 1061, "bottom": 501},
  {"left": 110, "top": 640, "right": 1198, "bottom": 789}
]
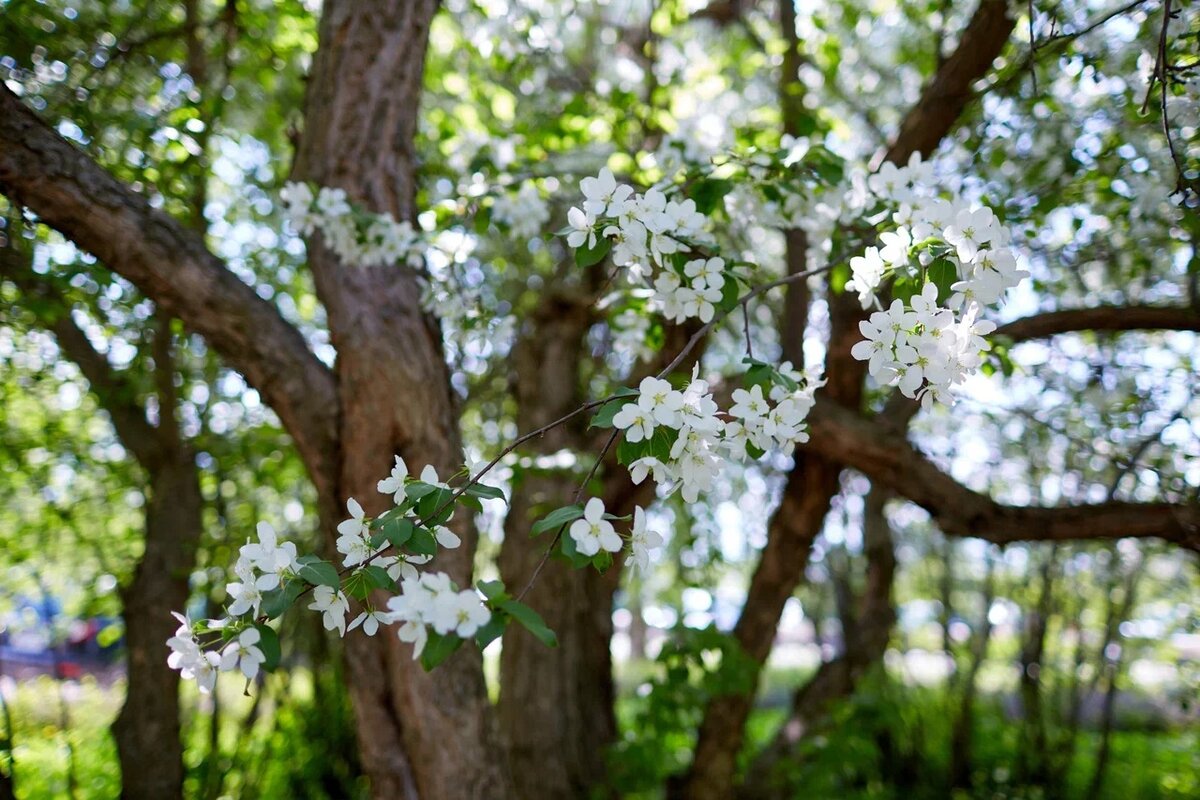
[{"left": 113, "top": 448, "right": 201, "bottom": 800}]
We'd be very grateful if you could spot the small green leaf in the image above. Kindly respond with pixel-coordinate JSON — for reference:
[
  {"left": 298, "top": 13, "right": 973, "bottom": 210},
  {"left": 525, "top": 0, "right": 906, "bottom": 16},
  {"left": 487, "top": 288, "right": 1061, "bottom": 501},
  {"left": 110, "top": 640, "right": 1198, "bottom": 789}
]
[
  {"left": 298, "top": 559, "right": 341, "bottom": 589},
  {"left": 477, "top": 580, "right": 508, "bottom": 601},
  {"left": 927, "top": 258, "right": 958, "bottom": 300},
  {"left": 531, "top": 504, "right": 585, "bottom": 537},
  {"left": 574, "top": 236, "right": 611, "bottom": 268},
  {"left": 362, "top": 565, "right": 395, "bottom": 591},
  {"left": 691, "top": 177, "right": 734, "bottom": 215},
  {"left": 373, "top": 516, "right": 415, "bottom": 550},
  {"left": 254, "top": 624, "right": 281, "bottom": 672},
  {"left": 261, "top": 580, "right": 304, "bottom": 619},
  {"left": 474, "top": 614, "right": 507, "bottom": 650},
  {"left": 405, "top": 481, "right": 438, "bottom": 501},
  {"left": 499, "top": 599, "right": 557, "bottom": 648},
  {"left": 590, "top": 396, "right": 633, "bottom": 429},
  {"left": 342, "top": 571, "right": 372, "bottom": 601},
  {"left": 408, "top": 525, "right": 438, "bottom": 557},
  {"left": 420, "top": 631, "right": 465, "bottom": 671},
  {"left": 464, "top": 482, "right": 506, "bottom": 502}
]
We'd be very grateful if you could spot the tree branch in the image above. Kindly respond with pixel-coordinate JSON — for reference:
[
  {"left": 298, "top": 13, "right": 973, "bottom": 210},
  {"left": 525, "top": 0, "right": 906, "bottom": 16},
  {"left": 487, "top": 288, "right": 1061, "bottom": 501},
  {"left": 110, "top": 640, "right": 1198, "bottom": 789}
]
[
  {"left": 0, "top": 84, "right": 339, "bottom": 494},
  {"left": 996, "top": 304, "right": 1200, "bottom": 342},
  {"left": 0, "top": 240, "right": 166, "bottom": 468},
  {"left": 883, "top": 0, "right": 1016, "bottom": 165},
  {"left": 804, "top": 400, "right": 1200, "bottom": 551}
]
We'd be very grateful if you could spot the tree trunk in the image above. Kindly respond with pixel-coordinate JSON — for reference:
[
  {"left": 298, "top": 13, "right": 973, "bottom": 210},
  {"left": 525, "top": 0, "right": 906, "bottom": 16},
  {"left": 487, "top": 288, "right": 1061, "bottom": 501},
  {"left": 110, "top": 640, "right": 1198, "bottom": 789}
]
[
  {"left": 948, "top": 552, "right": 996, "bottom": 791},
  {"left": 742, "top": 485, "right": 897, "bottom": 798},
  {"left": 113, "top": 448, "right": 202, "bottom": 800},
  {"left": 291, "top": 2, "right": 513, "bottom": 797},
  {"left": 493, "top": 288, "right": 623, "bottom": 799},
  {"left": 1016, "top": 546, "right": 1056, "bottom": 786}
]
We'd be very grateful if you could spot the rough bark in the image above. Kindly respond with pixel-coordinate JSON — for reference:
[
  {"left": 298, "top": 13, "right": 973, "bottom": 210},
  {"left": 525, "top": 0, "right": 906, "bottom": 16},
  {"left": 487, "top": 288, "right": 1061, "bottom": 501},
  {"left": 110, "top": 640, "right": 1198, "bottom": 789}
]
[
  {"left": 1016, "top": 547, "right": 1057, "bottom": 786},
  {"left": 290, "top": 2, "right": 512, "bottom": 797},
  {"left": 997, "top": 305, "right": 1200, "bottom": 341},
  {"left": 948, "top": 554, "right": 996, "bottom": 791},
  {"left": 0, "top": 243, "right": 199, "bottom": 800},
  {"left": 113, "top": 448, "right": 202, "bottom": 800},
  {"left": 495, "top": 288, "right": 621, "bottom": 799},
  {"left": 803, "top": 400, "right": 1200, "bottom": 550}
]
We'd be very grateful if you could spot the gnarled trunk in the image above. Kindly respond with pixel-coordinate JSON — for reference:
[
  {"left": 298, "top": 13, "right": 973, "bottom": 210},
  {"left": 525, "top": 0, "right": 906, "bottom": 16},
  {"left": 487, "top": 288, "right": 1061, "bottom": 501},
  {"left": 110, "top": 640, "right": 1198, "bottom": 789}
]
[{"left": 292, "top": 2, "right": 512, "bottom": 797}]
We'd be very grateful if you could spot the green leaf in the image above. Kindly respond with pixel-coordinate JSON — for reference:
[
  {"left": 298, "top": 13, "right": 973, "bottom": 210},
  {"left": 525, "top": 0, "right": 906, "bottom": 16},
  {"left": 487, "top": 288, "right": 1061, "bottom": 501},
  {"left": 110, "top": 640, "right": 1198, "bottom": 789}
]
[
  {"left": 531, "top": 504, "right": 585, "bottom": 537},
  {"left": 372, "top": 516, "right": 415, "bottom": 550},
  {"left": 464, "top": 482, "right": 506, "bottom": 502},
  {"left": 342, "top": 570, "right": 372, "bottom": 601},
  {"left": 474, "top": 614, "right": 507, "bottom": 650},
  {"left": 408, "top": 525, "right": 438, "bottom": 557},
  {"left": 743, "top": 363, "right": 773, "bottom": 390},
  {"left": 691, "top": 177, "right": 734, "bottom": 215},
  {"left": 558, "top": 530, "right": 594, "bottom": 569},
  {"left": 417, "top": 487, "right": 455, "bottom": 524},
  {"left": 892, "top": 275, "right": 920, "bottom": 305},
  {"left": 590, "top": 397, "right": 632, "bottom": 429},
  {"left": 254, "top": 624, "right": 281, "bottom": 672},
  {"left": 717, "top": 271, "right": 742, "bottom": 313},
  {"left": 362, "top": 565, "right": 395, "bottom": 591},
  {"left": 261, "top": 580, "right": 304, "bottom": 619},
  {"left": 498, "top": 599, "right": 558, "bottom": 648},
  {"left": 405, "top": 481, "right": 438, "bottom": 502},
  {"left": 420, "top": 631, "right": 465, "bottom": 671},
  {"left": 477, "top": 580, "right": 508, "bottom": 601},
  {"left": 574, "top": 236, "right": 610, "bottom": 268},
  {"left": 927, "top": 258, "right": 958, "bottom": 300},
  {"left": 298, "top": 559, "right": 341, "bottom": 589}
]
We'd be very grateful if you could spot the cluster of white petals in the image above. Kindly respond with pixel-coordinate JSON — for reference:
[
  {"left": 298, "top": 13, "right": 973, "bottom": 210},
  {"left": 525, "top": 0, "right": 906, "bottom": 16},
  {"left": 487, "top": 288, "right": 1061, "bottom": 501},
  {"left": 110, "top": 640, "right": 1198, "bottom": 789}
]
[
  {"left": 491, "top": 181, "right": 550, "bottom": 239},
  {"left": 615, "top": 367, "right": 820, "bottom": 503},
  {"left": 568, "top": 168, "right": 729, "bottom": 331},
  {"left": 566, "top": 498, "right": 665, "bottom": 570},
  {"left": 846, "top": 156, "right": 1028, "bottom": 404},
  {"left": 280, "top": 181, "right": 425, "bottom": 269},
  {"left": 166, "top": 614, "right": 266, "bottom": 693},
  {"left": 383, "top": 572, "right": 491, "bottom": 660}
]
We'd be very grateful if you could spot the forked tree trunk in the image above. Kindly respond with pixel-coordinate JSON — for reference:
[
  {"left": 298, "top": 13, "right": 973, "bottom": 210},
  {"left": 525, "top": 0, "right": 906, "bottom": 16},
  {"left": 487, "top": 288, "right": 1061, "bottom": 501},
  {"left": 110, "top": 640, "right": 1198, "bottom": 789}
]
[
  {"left": 291, "top": 2, "right": 513, "bottom": 797},
  {"left": 742, "top": 485, "right": 896, "bottom": 798}
]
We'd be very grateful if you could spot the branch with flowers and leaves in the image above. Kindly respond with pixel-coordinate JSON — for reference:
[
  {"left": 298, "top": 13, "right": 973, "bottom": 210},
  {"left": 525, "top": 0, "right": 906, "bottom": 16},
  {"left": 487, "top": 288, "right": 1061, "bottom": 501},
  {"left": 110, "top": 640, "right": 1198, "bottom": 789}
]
[{"left": 167, "top": 144, "right": 1034, "bottom": 686}]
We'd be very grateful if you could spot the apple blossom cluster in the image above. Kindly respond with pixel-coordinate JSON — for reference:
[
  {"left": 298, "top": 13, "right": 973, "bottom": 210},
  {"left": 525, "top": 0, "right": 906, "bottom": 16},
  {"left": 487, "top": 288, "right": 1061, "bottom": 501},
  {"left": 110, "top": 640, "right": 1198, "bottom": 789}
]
[
  {"left": 167, "top": 449, "right": 658, "bottom": 681},
  {"left": 166, "top": 614, "right": 268, "bottom": 694},
  {"left": 567, "top": 168, "right": 737, "bottom": 324},
  {"left": 851, "top": 284, "right": 997, "bottom": 408},
  {"left": 606, "top": 367, "right": 821, "bottom": 503},
  {"left": 383, "top": 572, "right": 491, "bottom": 660},
  {"left": 280, "top": 181, "right": 426, "bottom": 269},
  {"left": 844, "top": 155, "right": 1029, "bottom": 405},
  {"left": 491, "top": 180, "right": 550, "bottom": 240},
  {"left": 562, "top": 498, "right": 665, "bottom": 573}
]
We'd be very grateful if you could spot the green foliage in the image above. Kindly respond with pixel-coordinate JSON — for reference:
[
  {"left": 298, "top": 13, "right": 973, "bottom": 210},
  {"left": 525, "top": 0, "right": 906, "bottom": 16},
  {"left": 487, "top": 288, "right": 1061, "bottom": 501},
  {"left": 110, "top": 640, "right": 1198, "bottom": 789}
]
[{"left": 608, "top": 625, "right": 759, "bottom": 793}]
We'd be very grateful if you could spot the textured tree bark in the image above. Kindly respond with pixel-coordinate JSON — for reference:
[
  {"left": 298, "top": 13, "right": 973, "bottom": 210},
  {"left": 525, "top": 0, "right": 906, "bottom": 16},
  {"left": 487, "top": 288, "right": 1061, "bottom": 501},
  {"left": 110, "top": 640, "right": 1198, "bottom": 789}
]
[
  {"left": 677, "top": 4, "right": 1018, "bottom": 796},
  {"left": 494, "top": 289, "right": 623, "bottom": 799},
  {"left": 1016, "top": 548, "right": 1057, "bottom": 786},
  {"left": 948, "top": 554, "right": 996, "bottom": 791},
  {"left": 291, "top": 2, "right": 513, "bottom": 797},
  {"left": 113, "top": 450, "right": 202, "bottom": 800}
]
